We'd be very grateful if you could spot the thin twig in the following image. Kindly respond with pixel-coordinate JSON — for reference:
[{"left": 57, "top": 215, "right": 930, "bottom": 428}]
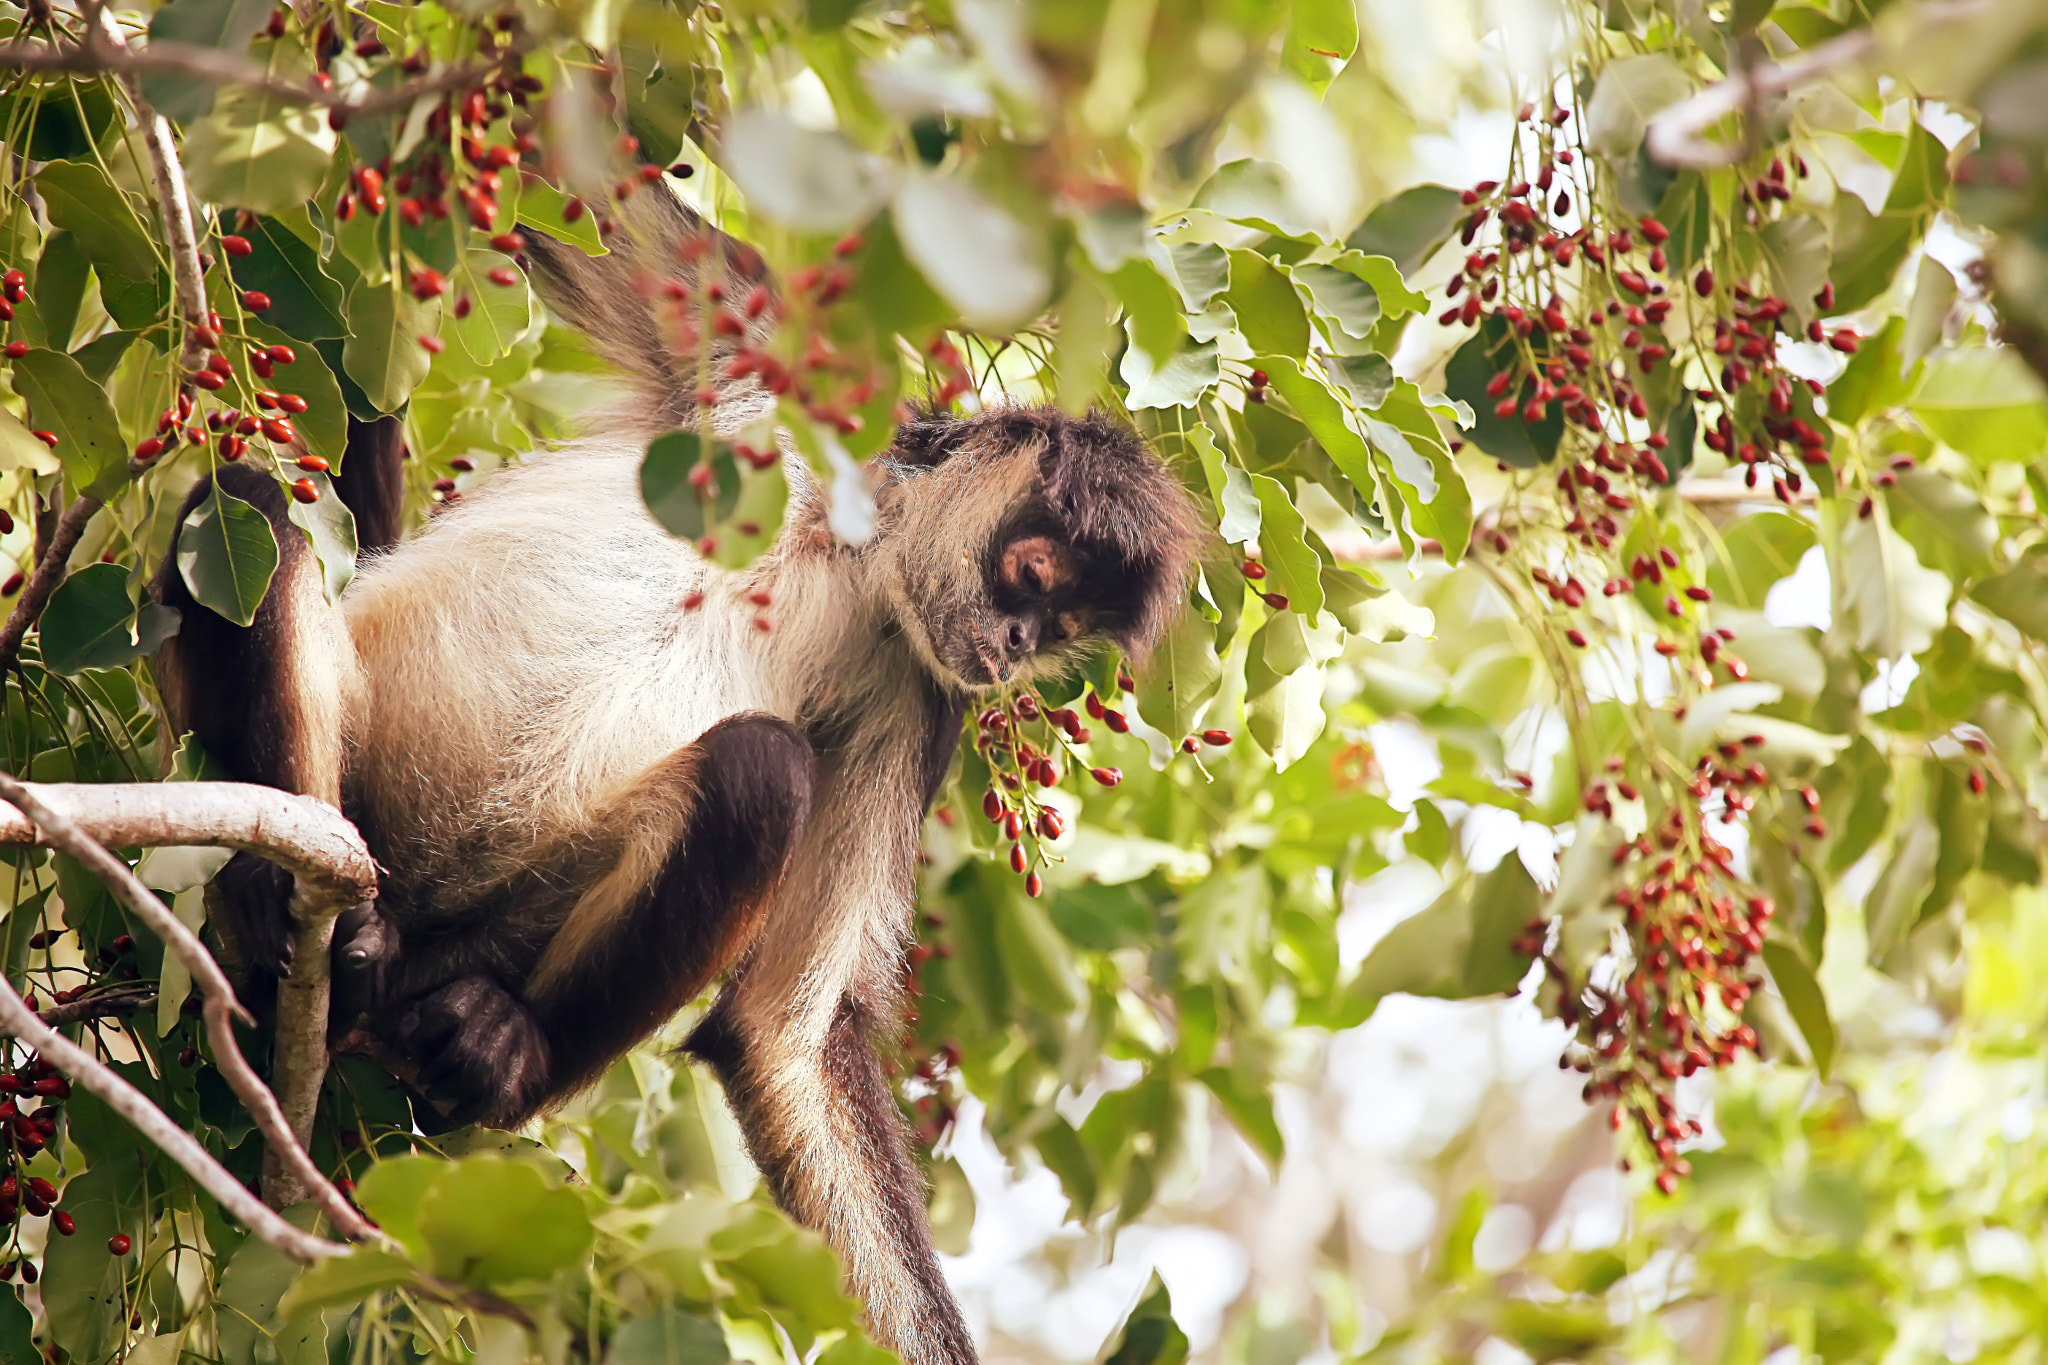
[
  {"left": 0, "top": 495, "right": 102, "bottom": 676},
  {"left": 1645, "top": 29, "right": 1878, "bottom": 167},
  {"left": 0, "top": 972, "right": 347, "bottom": 1260},
  {"left": 0, "top": 774, "right": 378, "bottom": 1239},
  {"left": 33, "top": 982, "right": 154, "bottom": 1027}
]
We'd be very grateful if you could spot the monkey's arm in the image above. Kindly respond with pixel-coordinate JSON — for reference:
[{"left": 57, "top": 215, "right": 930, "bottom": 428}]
[{"left": 685, "top": 770, "right": 976, "bottom": 1365}]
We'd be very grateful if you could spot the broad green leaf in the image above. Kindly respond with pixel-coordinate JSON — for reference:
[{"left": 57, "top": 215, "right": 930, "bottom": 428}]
[
  {"left": 605, "top": 1310, "right": 730, "bottom": 1365},
  {"left": 35, "top": 161, "right": 158, "bottom": 286},
  {"left": 1758, "top": 213, "right": 1831, "bottom": 320},
  {"left": 177, "top": 486, "right": 281, "bottom": 628},
  {"left": 1289, "top": 262, "right": 1380, "bottom": 338},
  {"left": 1136, "top": 603, "right": 1222, "bottom": 741},
  {"left": 1346, "top": 856, "right": 1538, "bottom": 1011},
  {"left": 1119, "top": 337, "right": 1219, "bottom": 410},
  {"left": 1762, "top": 941, "right": 1836, "bottom": 1078},
  {"left": 1584, "top": 53, "right": 1692, "bottom": 158},
  {"left": 1884, "top": 118, "right": 1951, "bottom": 215},
  {"left": 1111, "top": 258, "right": 1187, "bottom": 367},
  {"left": 1344, "top": 184, "right": 1464, "bottom": 277},
  {"left": 1194, "top": 159, "right": 1316, "bottom": 238},
  {"left": 1828, "top": 316, "right": 1922, "bottom": 426},
  {"left": 514, "top": 176, "right": 607, "bottom": 256},
  {"left": 1368, "top": 383, "right": 1472, "bottom": 563},
  {"left": 996, "top": 893, "right": 1083, "bottom": 1015},
  {"left": 894, "top": 171, "right": 1049, "bottom": 330},
  {"left": 1443, "top": 318, "right": 1561, "bottom": 467},
  {"left": 1101, "top": 1273, "right": 1189, "bottom": 1365},
  {"left": 248, "top": 318, "right": 348, "bottom": 469},
  {"left": 1830, "top": 196, "right": 1918, "bottom": 313},
  {"left": 1705, "top": 510, "right": 1817, "bottom": 609},
  {"left": 1197, "top": 1066, "right": 1284, "bottom": 1167},
  {"left": 183, "top": 59, "right": 340, "bottom": 215},
  {"left": 452, "top": 249, "right": 534, "bottom": 363},
  {"left": 1254, "top": 354, "right": 1377, "bottom": 494},
  {"left": 1188, "top": 422, "right": 1259, "bottom": 543},
  {"left": 43, "top": 1160, "right": 146, "bottom": 1363},
  {"left": 342, "top": 281, "right": 442, "bottom": 413},
  {"left": 1248, "top": 474, "right": 1324, "bottom": 620},
  {"left": 1160, "top": 241, "right": 1230, "bottom": 311},
  {"left": 1288, "top": 0, "right": 1358, "bottom": 63},
  {"left": 40, "top": 562, "right": 179, "bottom": 673},
  {"left": 1885, "top": 467, "right": 1996, "bottom": 580},
  {"left": 1912, "top": 347, "right": 2048, "bottom": 464},
  {"left": 1224, "top": 250, "right": 1309, "bottom": 357},
  {"left": 32, "top": 231, "right": 89, "bottom": 351},
  {"left": 1902, "top": 254, "right": 1957, "bottom": 366},
  {"left": 11, "top": 347, "right": 130, "bottom": 500},
  {"left": 1865, "top": 816, "right": 1939, "bottom": 962},
  {"left": 642, "top": 430, "right": 714, "bottom": 540},
  {"left": 1327, "top": 250, "right": 1427, "bottom": 318},
  {"left": 721, "top": 105, "right": 888, "bottom": 234},
  {"left": 416, "top": 1157, "right": 594, "bottom": 1284},
  {"left": 216, "top": 1208, "right": 320, "bottom": 1365},
  {"left": 1971, "top": 554, "right": 2048, "bottom": 639},
  {"left": 143, "top": 0, "right": 274, "bottom": 120},
  {"left": 286, "top": 473, "right": 359, "bottom": 603},
  {"left": 277, "top": 1247, "right": 417, "bottom": 1317},
  {"left": 352, "top": 1155, "right": 448, "bottom": 1262},
  {"left": 1326, "top": 352, "right": 1393, "bottom": 408},
  {"left": 234, "top": 217, "right": 347, "bottom": 342}
]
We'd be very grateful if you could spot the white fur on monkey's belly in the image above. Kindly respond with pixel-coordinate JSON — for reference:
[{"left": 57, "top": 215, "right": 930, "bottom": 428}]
[{"left": 331, "top": 438, "right": 867, "bottom": 902}]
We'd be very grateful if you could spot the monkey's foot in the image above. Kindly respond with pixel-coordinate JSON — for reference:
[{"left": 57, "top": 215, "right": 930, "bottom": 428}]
[{"left": 392, "top": 976, "right": 551, "bottom": 1127}]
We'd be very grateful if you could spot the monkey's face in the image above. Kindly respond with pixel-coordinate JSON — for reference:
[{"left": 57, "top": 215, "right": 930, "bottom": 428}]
[{"left": 874, "top": 405, "right": 1205, "bottom": 693}]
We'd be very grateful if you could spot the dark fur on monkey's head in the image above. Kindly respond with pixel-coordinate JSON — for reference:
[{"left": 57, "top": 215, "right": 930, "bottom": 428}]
[{"left": 875, "top": 403, "right": 1205, "bottom": 690}]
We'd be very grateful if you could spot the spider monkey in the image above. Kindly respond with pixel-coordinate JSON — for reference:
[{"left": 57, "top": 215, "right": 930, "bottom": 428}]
[{"left": 150, "top": 186, "right": 1202, "bottom": 1365}]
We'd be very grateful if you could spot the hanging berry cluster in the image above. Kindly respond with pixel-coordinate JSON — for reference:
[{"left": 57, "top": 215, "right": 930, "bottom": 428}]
[
  {"left": 1440, "top": 90, "right": 1889, "bottom": 1190},
  {"left": 970, "top": 680, "right": 1231, "bottom": 898},
  {"left": 0, "top": 1048, "right": 81, "bottom": 1282}
]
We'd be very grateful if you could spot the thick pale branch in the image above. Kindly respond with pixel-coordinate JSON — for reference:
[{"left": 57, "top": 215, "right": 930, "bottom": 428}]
[
  {"left": 0, "top": 972, "right": 347, "bottom": 1261},
  {"left": 0, "top": 775, "right": 378, "bottom": 1237},
  {"left": 0, "top": 495, "right": 103, "bottom": 676}
]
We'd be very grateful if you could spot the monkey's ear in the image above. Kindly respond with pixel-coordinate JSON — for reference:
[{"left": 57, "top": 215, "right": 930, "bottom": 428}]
[{"left": 886, "top": 409, "right": 961, "bottom": 469}]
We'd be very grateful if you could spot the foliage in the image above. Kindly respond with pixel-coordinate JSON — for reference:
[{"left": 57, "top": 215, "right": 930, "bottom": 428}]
[{"left": 0, "top": 0, "right": 2040, "bottom": 1362}]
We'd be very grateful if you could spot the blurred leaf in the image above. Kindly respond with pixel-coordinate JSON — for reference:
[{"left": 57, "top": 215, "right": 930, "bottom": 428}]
[
  {"left": 1348, "top": 856, "right": 1538, "bottom": 1011},
  {"left": 1111, "top": 258, "right": 1188, "bottom": 366},
  {"left": 1344, "top": 184, "right": 1464, "bottom": 277},
  {"left": 277, "top": 1248, "right": 417, "bottom": 1317},
  {"left": 1160, "top": 242, "right": 1230, "bottom": 311},
  {"left": 1885, "top": 466, "right": 1996, "bottom": 580},
  {"left": 1912, "top": 346, "right": 2048, "bottom": 464},
  {"left": 721, "top": 107, "right": 888, "bottom": 233},
  {"left": 417, "top": 1157, "right": 593, "bottom": 1284},
  {"left": 1839, "top": 514, "right": 1950, "bottom": 659},
  {"left": 1198, "top": 1066, "right": 1284, "bottom": 1166},
  {"left": 1290, "top": 262, "right": 1381, "bottom": 339},
  {"left": 895, "top": 172, "right": 1049, "bottom": 330},
  {"left": 1120, "top": 338, "right": 1219, "bottom": 410},
  {"left": 1585, "top": 53, "right": 1692, "bottom": 158},
  {"left": 1102, "top": 1273, "right": 1188, "bottom": 1365},
  {"left": 1828, "top": 316, "right": 1922, "bottom": 426},
  {"left": 1195, "top": 159, "right": 1315, "bottom": 238},
  {"left": 143, "top": 0, "right": 273, "bottom": 120},
  {"left": 606, "top": 1310, "right": 729, "bottom": 1365},
  {"left": 1761, "top": 941, "right": 1835, "bottom": 1078},
  {"left": 177, "top": 485, "right": 280, "bottom": 628},
  {"left": 183, "top": 60, "right": 339, "bottom": 214},
  {"left": 1973, "top": 552, "right": 2048, "bottom": 638},
  {"left": 1706, "top": 510, "right": 1816, "bottom": 609},
  {"left": 1866, "top": 816, "right": 1940, "bottom": 962}
]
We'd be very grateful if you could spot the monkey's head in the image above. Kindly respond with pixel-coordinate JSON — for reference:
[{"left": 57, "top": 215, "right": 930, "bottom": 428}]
[{"left": 871, "top": 405, "right": 1205, "bottom": 691}]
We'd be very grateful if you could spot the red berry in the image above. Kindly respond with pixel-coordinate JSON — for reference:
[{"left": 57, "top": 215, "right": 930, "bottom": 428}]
[
  {"left": 220, "top": 235, "right": 253, "bottom": 257},
  {"left": 3, "top": 573, "right": 24, "bottom": 596},
  {"left": 982, "top": 790, "right": 1003, "bottom": 822},
  {"left": 1693, "top": 267, "right": 1714, "bottom": 297},
  {"left": 29, "top": 430, "right": 55, "bottom": 448},
  {"left": 261, "top": 418, "right": 294, "bottom": 442},
  {"left": 488, "top": 266, "right": 519, "bottom": 287},
  {"left": 1262, "top": 592, "right": 1289, "bottom": 610},
  {"left": 420, "top": 336, "right": 445, "bottom": 353},
  {"left": 267, "top": 343, "right": 296, "bottom": 364},
  {"left": 1024, "top": 872, "right": 1043, "bottom": 897},
  {"left": 490, "top": 232, "right": 526, "bottom": 253},
  {"left": 290, "top": 479, "right": 319, "bottom": 504},
  {"left": 2, "top": 342, "right": 24, "bottom": 359},
  {"left": 133, "top": 438, "right": 163, "bottom": 460},
  {"left": 51, "top": 1212, "right": 73, "bottom": 1236},
  {"left": 241, "top": 290, "right": 271, "bottom": 312},
  {"left": 107, "top": 1235, "right": 131, "bottom": 1255},
  {"left": 1008, "top": 844, "right": 1026, "bottom": 874},
  {"left": 1201, "top": 729, "right": 1232, "bottom": 746},
  {"left": 296, "top": 455, "right": 329, "bottom": 473},
  {"left": 1090, "top": 767, "right": 1122, "bottom": 787}
]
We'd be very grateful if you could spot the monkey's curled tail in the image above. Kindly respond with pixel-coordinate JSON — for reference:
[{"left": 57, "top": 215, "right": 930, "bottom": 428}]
[{"left": 520, "top": 186, "right": 779, "bottom": 435}]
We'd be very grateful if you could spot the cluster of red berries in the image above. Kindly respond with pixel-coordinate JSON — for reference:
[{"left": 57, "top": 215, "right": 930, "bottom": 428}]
[
  {"left": 1517, "top": 797, "right": 1772, "bottom": 1195},
  {"left": 0, "top": 1049, "right": 85, "bottom": 1280}
]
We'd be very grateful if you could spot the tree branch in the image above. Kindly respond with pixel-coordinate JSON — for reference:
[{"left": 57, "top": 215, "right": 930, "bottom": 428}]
[
  {"left": 0, "top": 971, "right": 348, "bottom": 1261},
  {"left": 0, "top": 29, "right": 520, "bottom": 117},
  {"left": 1645, "top": 28, "right": 1877, "bottom": 167},
  {"left": 0, "top": 775, "right": 378, "bottom": 1237},
  {"left": 0, "top": 494, "right": 102, "bottom": 676},
  {"left": 33, "top": 981, "right": 154, "bottom": 1027}
]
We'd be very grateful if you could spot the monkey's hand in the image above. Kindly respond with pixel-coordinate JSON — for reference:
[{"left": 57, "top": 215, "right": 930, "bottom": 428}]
[
  {"left": 392, "top": 976, "right": 551, "bottom": 1127},
  {"left": 330, "top": 902, "right": 398, "bottom": 1040}
]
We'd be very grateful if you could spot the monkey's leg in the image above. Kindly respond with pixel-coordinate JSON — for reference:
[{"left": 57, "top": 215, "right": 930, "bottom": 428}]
[
  {"left": 687, "top": 984, "right": 978, "bottom": 1365},
  {"left": 390, "top": 714, "right": 814, "bottom": 1126},
  {"left": 152, "top": 464, "right": 354, "bottom": 980}
]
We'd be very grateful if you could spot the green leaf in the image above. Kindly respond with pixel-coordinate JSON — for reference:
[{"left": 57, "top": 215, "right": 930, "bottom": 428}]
[
  {"left": 342, "top": 281, "right": 442, "bottom": 414},
  {"left": 42, "top": 1160, "right": 146, "bottom": 1363},
  {"left": 32, "top": 231, "right": 90, "bottom": 352},
  {"left": 233, "top": 216, "right": 347, "bottom": 341},
  {"left": 1828, "top": 316, "right": 1922, "bottom": 426},
  {"left": 1344, "top": 184, "right": 1464, "bottom": 277},
  {"left": 1288, "top": 0, "right": 1358, "bottom": 62},
  {"left": 720, "top": 106, "right": 889, "bottom": 234},
  {"left": 1884, "top": 118, "right": 1951, "bottom": 215},
  {"left": 1761, "top": 941, "right": 1835, "bottom": 1078},
  {"left": 1119, "top": 337, "right": 1219, "bottom": 410},
  {"left": 417, "top": 1157, "right": 593, "bottom": 1284},
  {"left": 605, "top": 1310, "right": 730, "bottom": 1365},
  {"left": 1367, "top": 390, "right": 1471, "bottom": 562},
  {"left": 1248, "top": 474, "right": 1324, "bottom": 620},
  {"left": 515, "top": 176, "right": 608, "bottom": 257},
  {"left": 1758, "top": 213, "right": 1831, "bottom": 320},
  {"left": 1584, "top": 53, "right": 1692, "bottom": 158},
  {"left": 1289, "top": 262, "right": 1380, "bottom": 338},
  {"left": 1194, "top": 159, "right": 1316, "bottom": 238},
  {"left": 1973, "top": 553, "right": 2048, "bottom": 639},
  {"left": 1705, "top": 510, "right": 1816, "bottom": 609},
  {"left": 1160, "top": 242, "right": 1230, "bottom": 311},
  {"left": 40, "top": 562, "right": 179, "bottom": 673},
  {"left": 894, "top": 171, "right": 1050, "bottom": 330},
  {"left": 10, "top": 347, "right": 130, "bottom": 500},
  {"left": 35, "top": 161, "right": 158, "bottom": 286},
  {"left": 642, "top": 430, "right": 713, "bottom": 540},
  {"left": 286, "top": 472, "right": 358, "bottom": 604},
  {"left": 1197, "top": 1067, "right": 1284, "bottom": 1167},
  {"left": 1327, "top": 250, "right": 1427, "bottom": 318},
  {"left": 1102, "top": 1273, "right": 1189, "bottom": 1365},
  {"left": 1829, "top": 197, "right": 1918, "bottom": 313},
  {"left": 996, "top": 893, "right": 1084, "bottom": 1015},
  {"left": 1224, "top": 249, "right": 1310, "bottom": 357},
  {"left": 177, "top": 485, "right": 281, "bottom": 628},
  {"left": 1347, "top": 855, "right": 1538, "bottom": 1009},
  {"left": 1443, "top": 318, "right": 1560, "bottom": 467},
  {"left": 277, "top": 1248, "right": 418, "bottom": 1317},
  {"left": 1326, "top": 352, "right": 1393, "bottom": 408},
  {"left": 183, "top": 58, "right": 340, "bottom": 215},
  {"left": 1135, "top": 603, "right": 1222, "bottom": 741},
  {"left": 143, "top": 0, "right": 274, "bottom": 120},
  {"left": 452, "top": 249, "right": 534, "bottom": 363},
  {"left": 1653, "top": 171, "right": 1714, "bottom": 270},
  {"left": 1840, "top": 512, "right": 1951, "bottom": 660},
  {"left": 1865, "top": 816, "right": 1939, "bottom": 962},
  {"left": 1884, "top": 466, "right": 1996, "bottom": 580},
  {"left": 1188, "top": 422, "right": 1259, "bottom": 544},
  {"left": 216, "top": 1209, "right": 320, "bottom": 1365},
  {"left": 1912, "top": 346, "right": 2048, "bottom": 465},
  {"left": 249, "top": 318, "right": 348, "bottom": 470},
  {"left": 352, "top": 1154, "right": 447, "bottom": 1262},
  {"left": 1110, "top": 258, "right": 1187, "bottom": 367}
]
